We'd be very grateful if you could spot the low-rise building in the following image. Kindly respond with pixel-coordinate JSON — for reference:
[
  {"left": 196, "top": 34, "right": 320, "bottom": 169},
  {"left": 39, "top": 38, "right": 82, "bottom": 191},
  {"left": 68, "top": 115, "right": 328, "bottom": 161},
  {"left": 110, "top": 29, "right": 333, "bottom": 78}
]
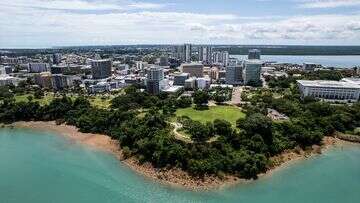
[
  {"left": 88, "top": 82, "right": 111, "bottom": 93},
  {"left": 181, "top": 63, "right": 204, "bottom": 77},
  {"left": 297, "top": 80, "right": 360, "bottom": 102},
  {"left": 303, "top": 63, "right": 319, "bottom": 71},
  {"left": 184, "top": 78, "right": 196, "bottom": 90},
  {"left": 0, "top": 75, "right": 24, "bottom": 86},
  {"left": 196, "top": 77, "right": 211, "bottom": 90},
  {"left": 173, "top": 73, "right": 189, "bottom": 86}
]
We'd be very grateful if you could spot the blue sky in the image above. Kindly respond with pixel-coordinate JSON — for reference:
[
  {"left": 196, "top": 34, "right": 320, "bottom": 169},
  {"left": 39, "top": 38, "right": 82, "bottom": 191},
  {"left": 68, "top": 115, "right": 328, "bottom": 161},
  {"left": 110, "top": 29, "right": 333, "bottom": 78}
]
[{"left": 1, "top": 0, "right": 360, "bottom": 48}]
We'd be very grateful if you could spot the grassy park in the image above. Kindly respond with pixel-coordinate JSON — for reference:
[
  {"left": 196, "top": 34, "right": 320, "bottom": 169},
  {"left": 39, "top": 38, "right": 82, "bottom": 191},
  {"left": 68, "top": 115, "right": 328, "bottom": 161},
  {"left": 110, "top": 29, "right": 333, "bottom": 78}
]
[
  {"left": 175, "top": 105, "right": 245, "bottom": 126},
  {"left": 14, "top": 93, "right": 112, "bottom": 109}
]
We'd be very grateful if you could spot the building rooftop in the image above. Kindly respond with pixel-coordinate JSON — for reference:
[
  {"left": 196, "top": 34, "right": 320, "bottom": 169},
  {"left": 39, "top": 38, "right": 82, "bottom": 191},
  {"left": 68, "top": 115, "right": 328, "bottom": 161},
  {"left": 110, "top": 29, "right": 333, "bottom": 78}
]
[
  {"left": 244, "top": 59, "right": 262, "bottom": 64},
  {"left": 297, "top": 80, "right": 360, "bottom": 89},
  {"left": 90, "top": 59, "right": 111, "bottom": 62},
  {"left": 181, "top": 63, "right": 203, "bottom": 67},
  {"left": 341, "top": 77, "right": 360, "bottom": 85},
  {"left": 174, "top": 73, "right": 190, "bottom": 77}
]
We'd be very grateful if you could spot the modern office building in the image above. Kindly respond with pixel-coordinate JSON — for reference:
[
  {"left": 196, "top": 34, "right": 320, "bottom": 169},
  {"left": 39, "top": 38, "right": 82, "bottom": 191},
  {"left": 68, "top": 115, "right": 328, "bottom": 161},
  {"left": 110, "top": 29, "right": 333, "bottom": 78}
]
[
  {"left": 243, "top": 60, "right": 262, "bottom": 85},
  {"left": 226, "top": 60, "right": 243, "bottom": 85},
  {"left": 198, "top": 46, "right": 213, "bottom": 64},
  {"left": 28, "top": 63, "right": 49, "bottom": 73},
  {"left": 173, "top": 73, "right": 190, "bottom": 86},
  {"left": 146, "top": 66, "right": 164, "bottom": 95},
  {"left": 181, "top": 63, "right": 204, "bottom": 77},
  {"left": 248, "top": 49, "right": 261, "bottom": 60},
  {"left": 297, "top": 80, "right": 360, "bottom": 102},
  {"left": 91, "top": 59, "right": 112, "bottom": 79}
]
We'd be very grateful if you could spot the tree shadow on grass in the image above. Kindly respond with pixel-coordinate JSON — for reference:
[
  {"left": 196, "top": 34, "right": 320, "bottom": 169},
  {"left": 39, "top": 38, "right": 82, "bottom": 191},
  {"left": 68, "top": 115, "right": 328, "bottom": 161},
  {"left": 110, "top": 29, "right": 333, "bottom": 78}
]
[{"left": 194, "top": 105, "right": 209, "bottom": 111}]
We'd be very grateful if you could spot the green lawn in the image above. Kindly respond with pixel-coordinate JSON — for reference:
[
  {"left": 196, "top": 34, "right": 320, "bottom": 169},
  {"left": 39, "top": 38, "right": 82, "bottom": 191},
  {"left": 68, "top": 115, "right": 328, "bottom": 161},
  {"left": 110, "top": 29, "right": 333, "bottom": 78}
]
[
  {"left": 175, "top": 105, "right": 245, "bottom": 126},
  {"left": 15, "top": 93, "right": 111, "bottom": 109},
  {"left": 88, "top": 96, "right": 111, "bottom": 109},
  {"left": 15, "top": 94, "right": 55, "bottom": 106}
]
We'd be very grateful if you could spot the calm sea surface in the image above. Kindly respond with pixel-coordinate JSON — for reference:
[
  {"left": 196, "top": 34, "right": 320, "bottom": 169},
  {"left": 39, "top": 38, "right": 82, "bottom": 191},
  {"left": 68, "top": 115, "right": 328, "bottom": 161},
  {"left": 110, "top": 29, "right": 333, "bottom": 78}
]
[
  {"left": 1, "top": 128, "right": 360, "bottom": 203},
  {"left": 232, "top": 55, "right": 360, "bottom": 68}
]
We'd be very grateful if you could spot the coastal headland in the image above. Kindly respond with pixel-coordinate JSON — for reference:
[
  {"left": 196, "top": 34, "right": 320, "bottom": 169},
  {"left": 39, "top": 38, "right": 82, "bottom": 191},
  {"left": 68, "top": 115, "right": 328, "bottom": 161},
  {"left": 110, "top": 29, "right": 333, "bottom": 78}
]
[{"left": 5, "top": 121, "right": 353, "bottom": 190}]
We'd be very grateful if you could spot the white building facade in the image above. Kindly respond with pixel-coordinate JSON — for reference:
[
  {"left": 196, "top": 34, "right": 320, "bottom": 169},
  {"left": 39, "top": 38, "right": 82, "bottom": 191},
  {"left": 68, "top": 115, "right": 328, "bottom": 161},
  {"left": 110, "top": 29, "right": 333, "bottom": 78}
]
[{"left": 297, "top": 80, "right": 360, "bottom": 102}]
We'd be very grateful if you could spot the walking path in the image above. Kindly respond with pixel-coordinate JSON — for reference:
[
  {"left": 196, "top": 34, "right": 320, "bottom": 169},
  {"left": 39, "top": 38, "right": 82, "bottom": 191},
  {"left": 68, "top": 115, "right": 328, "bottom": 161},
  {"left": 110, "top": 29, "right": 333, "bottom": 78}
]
[
  {"left": 230, "top": 86, "right": 243, "bottom": 105},
  {"left": 169, "top": 122, "right": 193, "bottom": 143}
]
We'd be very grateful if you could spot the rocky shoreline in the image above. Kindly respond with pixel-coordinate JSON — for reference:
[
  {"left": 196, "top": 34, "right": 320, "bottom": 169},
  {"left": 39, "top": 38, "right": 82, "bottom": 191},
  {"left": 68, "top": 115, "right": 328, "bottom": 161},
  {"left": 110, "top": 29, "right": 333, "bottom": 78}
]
[{"left": 1, "top": 121, "right": 349, "bottom": 190}]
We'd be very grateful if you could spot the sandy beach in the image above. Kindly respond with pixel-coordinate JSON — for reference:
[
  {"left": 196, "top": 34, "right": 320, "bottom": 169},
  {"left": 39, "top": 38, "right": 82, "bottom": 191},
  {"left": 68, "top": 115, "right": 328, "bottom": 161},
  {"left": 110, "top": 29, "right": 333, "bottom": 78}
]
[{"left": 5, "top": 121, "right": 348, "bottom": 190}]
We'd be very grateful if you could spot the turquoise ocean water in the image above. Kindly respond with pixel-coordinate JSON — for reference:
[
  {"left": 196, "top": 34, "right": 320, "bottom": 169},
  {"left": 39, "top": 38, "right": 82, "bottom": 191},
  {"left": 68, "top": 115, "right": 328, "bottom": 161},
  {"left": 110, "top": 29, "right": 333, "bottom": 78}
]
[{"left": 1, "top": 128, "right": 360, "bottom": 203}]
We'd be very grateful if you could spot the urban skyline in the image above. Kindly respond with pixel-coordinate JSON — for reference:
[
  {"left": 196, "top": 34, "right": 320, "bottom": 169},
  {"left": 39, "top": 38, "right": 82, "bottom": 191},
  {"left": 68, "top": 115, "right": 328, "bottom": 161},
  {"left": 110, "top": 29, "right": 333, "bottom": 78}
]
[{"left": 1, "top": 0, "right": 360, "bottom": 48}]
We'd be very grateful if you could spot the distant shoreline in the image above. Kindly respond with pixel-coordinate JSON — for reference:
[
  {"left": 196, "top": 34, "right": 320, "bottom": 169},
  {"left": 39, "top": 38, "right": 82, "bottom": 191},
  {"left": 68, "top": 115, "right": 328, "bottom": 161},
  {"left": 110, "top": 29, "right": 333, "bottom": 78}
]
[{"left": 2, "top": 121, "right": 352, "bottom": 190}]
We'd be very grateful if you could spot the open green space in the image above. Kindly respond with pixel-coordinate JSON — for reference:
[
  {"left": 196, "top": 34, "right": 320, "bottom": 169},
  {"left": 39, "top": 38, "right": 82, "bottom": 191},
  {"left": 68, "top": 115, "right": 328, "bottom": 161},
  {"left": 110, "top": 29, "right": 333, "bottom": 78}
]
[
  {"left": 175, "top": 105, "right": 245, "bottom": 126},
  {"left": 15, "top": 94, "right": 55, "bottom": 106},
  {"left": 15, "top": 93, "right": 112, "bottom": 109}
]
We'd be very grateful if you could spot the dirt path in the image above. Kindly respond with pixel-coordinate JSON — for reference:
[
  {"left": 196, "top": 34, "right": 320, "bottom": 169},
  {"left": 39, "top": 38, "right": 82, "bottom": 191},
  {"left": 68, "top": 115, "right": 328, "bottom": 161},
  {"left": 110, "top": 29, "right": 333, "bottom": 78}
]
[{"left": 170, "top": 122, "right": 193, "bottom": 143}]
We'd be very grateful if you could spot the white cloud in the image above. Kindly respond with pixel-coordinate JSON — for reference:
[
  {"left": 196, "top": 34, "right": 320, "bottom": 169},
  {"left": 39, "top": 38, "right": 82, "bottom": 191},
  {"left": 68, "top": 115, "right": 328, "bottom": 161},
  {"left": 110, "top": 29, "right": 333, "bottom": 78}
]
[
  {"left": 298, "top": 0, "right": 360, "bottom": 8},
  {"left": 0, "top": 0, "right": 360, "bottom": 47},
  {"left": 0, "top": 0, "right": 168, "bottom": 11},
  {"left": 128, "top": 2, "right": 168, "bottom": 9}
]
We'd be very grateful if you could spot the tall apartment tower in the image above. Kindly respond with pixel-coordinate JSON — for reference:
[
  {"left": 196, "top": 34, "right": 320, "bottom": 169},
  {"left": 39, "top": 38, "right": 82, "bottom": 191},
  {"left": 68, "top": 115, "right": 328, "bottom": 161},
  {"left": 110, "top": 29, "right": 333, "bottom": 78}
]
[
  {"left": 146, "top": 66, "right": 164, "bottom": 95},
  {"left": 198, "top": 46, "right": 213, "bottom": 65},
  {"left": 248, "top": 49, "right": 261, "bottom": 60},
  {"left": 91, "top": 59, "right": 112, "bottom": 79},
  {"left": 212, "top": 51, "right": 229, "bottom": 67},
  {"left": 184, "top": 44, "right": 192, "bottom": 63}
]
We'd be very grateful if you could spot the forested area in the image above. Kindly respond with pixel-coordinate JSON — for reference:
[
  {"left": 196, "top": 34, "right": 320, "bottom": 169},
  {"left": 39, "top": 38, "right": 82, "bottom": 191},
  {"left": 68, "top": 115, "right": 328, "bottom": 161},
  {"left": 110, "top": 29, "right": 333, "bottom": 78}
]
[{"left": 1, "top": 84, "right": 359, "bottom": 180}]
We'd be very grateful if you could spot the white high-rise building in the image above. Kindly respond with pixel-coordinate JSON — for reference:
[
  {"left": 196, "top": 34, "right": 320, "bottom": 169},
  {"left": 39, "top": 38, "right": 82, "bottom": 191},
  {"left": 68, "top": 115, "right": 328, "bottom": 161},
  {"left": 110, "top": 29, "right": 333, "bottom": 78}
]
[
  {"left": 212, "top": 51, "right": 229, "bottom": 67},
  {"left": 147, "top": 66, "right": 164, "bottom": 81},
  {"left": 198, "top": 46, "right": 213, "bottom": 64},
  {"left": 172, "top": 44, "right": 192, "bottom": 62},
  {"left": 184, "top": 44, "right": 192, "bottom": 63}
]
